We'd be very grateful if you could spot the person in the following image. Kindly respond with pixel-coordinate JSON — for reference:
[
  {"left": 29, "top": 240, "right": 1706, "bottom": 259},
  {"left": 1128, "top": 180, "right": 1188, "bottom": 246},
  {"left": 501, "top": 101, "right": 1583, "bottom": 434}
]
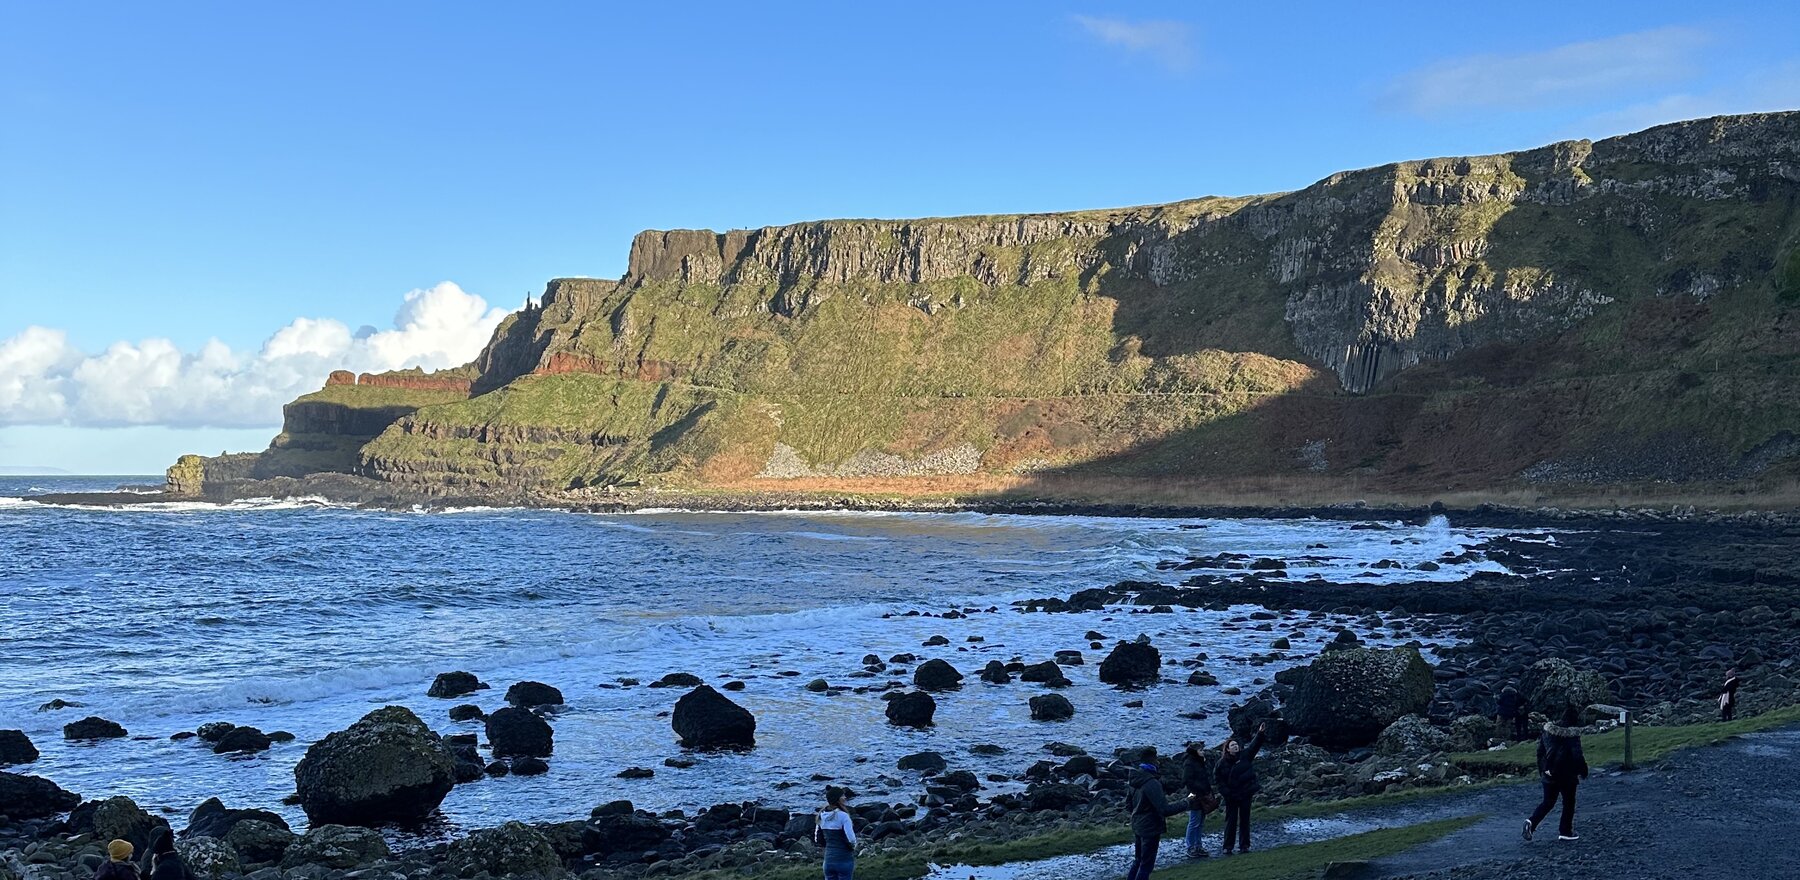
[
  {"left": 1180, "top": 742, "right": 1217, "bottom": 859},
  {"left": 814, "top": 785, "right": 857, "bottom": 880},
  {"left": 1719, "top": 668, "right": 1741, "bottom": 722},
  {"left": 1523, "top": 704, "right": 1589, "bottom": 842},
  {"left": 94, "top": 840, "right": 139, "bottom": 880},
  {"left": 1215, "top": 722, "right": 1267, "bottom": 855},
  {"left": 1497, "top": 685, "right": 1527, "bottom": 740},
  {"left": 142, "top": 827, "right": 193, "bottom": 880},
  {"left": 1124, "top": 755, "right": 1195, "bottom": 880}
]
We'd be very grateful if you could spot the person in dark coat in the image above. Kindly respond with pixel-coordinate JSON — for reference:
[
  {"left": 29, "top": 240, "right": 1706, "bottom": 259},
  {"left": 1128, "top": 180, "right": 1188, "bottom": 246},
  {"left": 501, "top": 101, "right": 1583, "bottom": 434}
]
[
  {"left": 1214, "top": 722, "right": 1266, "bottom": 855},
  {"left": 1719, "top": 668, "right": 1741, "bottom": 722},
  {"left": 141, "top": 827, "right": 193, "bottom": 880},
  {"left": 1496, "top": 685, "right": 1527, "bottom": 740},
  {"left": 1124, "top": 758, "right": 1195, "bottom": 880},
  {"left": 1523, "top": 704, "right": 1590, "bottom": 842},
  {"left": 94, "top": 840, "right": 139, "bottom": 880},
  {"left": 1180, "top": 743, "right": 1216, "bottom": 858}
]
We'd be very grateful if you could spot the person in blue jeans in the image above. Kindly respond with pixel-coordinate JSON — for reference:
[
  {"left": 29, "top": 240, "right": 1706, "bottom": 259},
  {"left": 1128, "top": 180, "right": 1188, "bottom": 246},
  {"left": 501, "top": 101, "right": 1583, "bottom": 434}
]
[
  {"left": 1180, "top": 742, "right": 1216, "bottom": 858},
  {"left": 816, "top": 785, "right": 857, "bottom": 880}
]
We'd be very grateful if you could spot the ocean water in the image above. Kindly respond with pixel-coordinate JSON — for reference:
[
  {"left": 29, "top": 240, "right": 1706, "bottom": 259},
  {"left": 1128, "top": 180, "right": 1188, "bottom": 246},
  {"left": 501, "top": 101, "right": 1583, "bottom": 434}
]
[{"left": 0, "top": 477, "right": 1518, "bottom": 835}]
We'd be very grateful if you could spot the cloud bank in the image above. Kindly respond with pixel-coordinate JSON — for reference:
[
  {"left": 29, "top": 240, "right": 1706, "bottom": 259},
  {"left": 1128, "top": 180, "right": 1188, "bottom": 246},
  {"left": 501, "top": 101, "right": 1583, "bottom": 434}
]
[
  {"left": 1385, "top": 26, "right": 1711, "bottom": 116},
  {"left": 0, "top": 282, "right": 508, "bottom": 430},
  {"left": 1072, "top": 14, "right": 1195, "bottom": 73}
]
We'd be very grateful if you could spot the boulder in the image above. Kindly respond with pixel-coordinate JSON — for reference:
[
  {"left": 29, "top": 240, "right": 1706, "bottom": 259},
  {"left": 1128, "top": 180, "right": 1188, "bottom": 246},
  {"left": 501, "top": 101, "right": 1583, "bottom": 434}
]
[
  {"left": 1227, "top": 693, "right": 1289, "bottom": 744},
  {"left": 184, "top": 798, "right": 290, "bottom": 839},
  {"left": 63, "top": 716, "right": 127, "bottom": 740},
  {"left": 897, "top": 751, "right": 947, "bottom": 774},
  {"left": 224, "top": 819, "right": 296, "bottom": 865},
  {"left": 279, "top": 824, "right": 391, "bottom": 870},
  {"left": 0, "top": 771, "right": 79, "bottom": 819},
  {"left": 486, "top": 707, "right": 555, "bottom": 758},
  {"left": 1020, "top": 661, "right": 1070, "bottom": 687},
  {"left": 449, "top": 704, "right": 485, "bottom": 722},
  {"left": 1284, "top": 646, "right": 1435, "bottom": 749},
  {"left": 885, "top": 691, "right": 936, "bottom": 728},
  {"left": 671, "top": 685, "right": 756, "bottom": 750},
  {"left": 1099, "top": 641, "right": 1161, "bottom": 687},
  {"left": 428, "top": 671, "right": 489, "bottom": 699},
  {"left": 444, "top": 821, "right": 563, "bottom": 878},
  {"left": 1029, "top": 694, "right": 1075, "bottom": 721},
  {"left": 293, "top": 706, "right": 456, "bottom": 826},
  {"left": 90, "top": 796, "right": 157, "bottom": 850},
  {"left": 505, "top": 681, "right": 565, "bottom": 708},
  {"left": 177, "top": 836, "right": 241, "bottom": 879},
  {"left": 649, "top": 672, "right": 703, "bottom": 689},
  {"left": 196, "top": 722, "right": 235, "bottom": 743},
  {"left": 0, "top": 730, "right": 38, "bottom": 766},
  {"left": 511, "top": 756, "right": 549, "bottom": 776},
  {"left": 1024, "top": 782, "right": 1089, "bottom": 811},
  {"left": 1519, "top": 659, "right": 1613, "bottom": 717},
  {"left": 1374, "top": 715, "right": 1453, "bottom": 756},
  {"left": 913, "top": 659, "right": 964, "bottom": 691},
  {"left": 583, "top": 813, "right": 669, "bottom": 857},
  {"left": 213, "top": 727, "right": 273, "bottom": 754},
  {"left": 979, "top": 661, "right": 1011, "bottom": 684}
]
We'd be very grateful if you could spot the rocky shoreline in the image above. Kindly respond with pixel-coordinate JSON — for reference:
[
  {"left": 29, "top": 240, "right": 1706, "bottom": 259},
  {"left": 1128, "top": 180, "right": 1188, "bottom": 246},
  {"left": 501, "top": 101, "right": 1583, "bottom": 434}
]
[{"left": 5, "top": 514, "right": 1798, "bottom": 880}]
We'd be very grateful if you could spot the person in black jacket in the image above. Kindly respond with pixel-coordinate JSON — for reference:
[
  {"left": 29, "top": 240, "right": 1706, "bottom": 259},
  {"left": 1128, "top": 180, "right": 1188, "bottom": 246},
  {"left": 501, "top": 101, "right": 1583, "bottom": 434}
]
[
  {"left": 1124, "top": 758, "right": 1195, "bottom": 880},
  {"left": 1214, "top": 722, "right": 1266, "bottom": 855},
  {"left": 1180, "top": 743, "right": 1216, "bottom": 858},
  {"left": 141, "top": 827, "right": 194, "bottom": 880},
  {"left": 94, "top": 840, "right": 139, "bottom": 880},
  {"left": 1719, "top": 668, "right": 1741, "bottom": 722},
  {"left": 1496, "top": 685, "right": 1527, "bottom": 740},
  {"left": 1523, "top": 704, "right": 1590, "bottom": 842}
]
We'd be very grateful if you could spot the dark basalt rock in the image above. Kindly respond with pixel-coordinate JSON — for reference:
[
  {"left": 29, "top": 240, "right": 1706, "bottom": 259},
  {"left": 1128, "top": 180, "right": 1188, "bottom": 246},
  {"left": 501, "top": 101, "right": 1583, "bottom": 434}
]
[
  {"left": 293, "top": 706, "right": 455, "bottom": 826},
  {"left": 897, "top": 751, "right": 947, "bottom": 774},
  {"left": 428, "top": 671, "right": 489, "bottom": 699},
  {"left": 63, "top": 716, "right": 127, "bottom": 740},
  {"left": 1029, "top": 694, "right": 1075, "bottom": 721},
  {"left": 184, "top": 797, "right": 290, "bottom": 838},
  {"left": 885, "top": 691, "right": 936, "bottom": 728},
  {"left": 1099, "top": 641, "right": 1161, "bottom": 687},
  {"left": 196, "top": 722, "right": 235, "bottom": 743},
  {"left": 449, "top": 704, "right": 485, "bottom": 722},
  {"left": 0, "top": 771, "right": 80, "bottom": 820},
  {"left": 671, "top": 685, "right": 757, "bottom": 750},
  {"left": 511, "top": 756, "right": 550, "bottom": 776},
  {"left": 1020, "top": 661, "right": 1071, "bottom": 687},
  {"left": 486, "top": 706, "right": 555, "bottom": 758},
  {"left": 979, "top": 661, "right": 1012, "bottom": 684},
  {"left": 444, "top": 821, "right": 562, "bottom": 878},
  {"left": 650, "top": 672, "right": 704, "bottom": 689},
  {"left": 213, "top": 726, "right": 273, "bottom": 754},
  {"left": 504, "top": 681, "right": 565, "bottom": 708},
  {"left": 913, "top": 659, "right": 965, "bottom": 691},
  {"left": 1284, "top": 646, "right": 1435, "bottom": 749},
  {"left": 0, "top": 730, "right": 38, "bottom": 766}
]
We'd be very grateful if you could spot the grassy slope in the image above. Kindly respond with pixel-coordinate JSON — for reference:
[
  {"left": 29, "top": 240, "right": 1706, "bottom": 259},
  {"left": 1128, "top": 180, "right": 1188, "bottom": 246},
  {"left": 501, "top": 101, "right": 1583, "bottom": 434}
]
[{"left": 1451, "top": 704, "right": 1800, "bottom": 772}]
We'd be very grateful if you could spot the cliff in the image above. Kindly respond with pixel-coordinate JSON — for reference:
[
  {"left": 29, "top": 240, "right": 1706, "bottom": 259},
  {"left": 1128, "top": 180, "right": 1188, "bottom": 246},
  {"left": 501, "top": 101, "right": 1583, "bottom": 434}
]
[{"left": 182, "top": 112, "right": 1800, "bottom": 502}]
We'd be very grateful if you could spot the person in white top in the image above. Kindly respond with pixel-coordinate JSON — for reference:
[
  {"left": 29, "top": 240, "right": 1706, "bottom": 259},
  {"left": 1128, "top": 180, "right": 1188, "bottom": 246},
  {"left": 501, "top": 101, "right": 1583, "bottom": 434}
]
[{"left": 816, "top": 785, "right": 857, "bottom": 879}]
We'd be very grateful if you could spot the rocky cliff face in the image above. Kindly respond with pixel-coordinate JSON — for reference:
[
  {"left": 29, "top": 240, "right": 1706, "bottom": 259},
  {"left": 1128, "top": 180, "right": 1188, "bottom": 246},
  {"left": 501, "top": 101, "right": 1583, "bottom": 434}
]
[{"left": 193, "top": 112, "right": 1800, "bottom": 498}]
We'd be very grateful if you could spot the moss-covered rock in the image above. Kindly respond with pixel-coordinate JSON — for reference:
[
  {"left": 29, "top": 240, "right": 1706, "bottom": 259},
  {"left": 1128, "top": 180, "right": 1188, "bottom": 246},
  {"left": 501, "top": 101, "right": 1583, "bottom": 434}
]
[
  {"left": 1520, "top": 658, "right": 1614, "bottom": 717},
  {"left": 293, "top": 706, "right": 455, "bottom": 826},
  {"left": 1285, "top": 646, "right": 1436, "bottom": 749},
  {"left": 443, "top": 821, "right": 563, "bottom": 878}
]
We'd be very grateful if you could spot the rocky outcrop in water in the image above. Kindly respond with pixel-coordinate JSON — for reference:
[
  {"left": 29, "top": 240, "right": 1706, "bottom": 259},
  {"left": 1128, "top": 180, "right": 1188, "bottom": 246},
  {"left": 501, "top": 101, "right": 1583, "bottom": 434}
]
[
  {"left": 292, "top": 706, "right": 455, "bottom": 826},
  {"left": 670, "top": 686, "right": 756, "bottom": 750}
]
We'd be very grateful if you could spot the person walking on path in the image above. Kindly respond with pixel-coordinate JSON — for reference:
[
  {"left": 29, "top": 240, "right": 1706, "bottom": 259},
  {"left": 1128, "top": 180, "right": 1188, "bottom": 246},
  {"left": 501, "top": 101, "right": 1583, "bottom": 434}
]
[
  {"left": 1497, "top": 685, "right": 1528, "bottom": 740},
  {"left": 1180, "top": 742, "right": 1218, "bottom": 859},
  {"left": 814, "top": 786, "right": 857, "bottom": 880},
  {"left": 1719, "top": 668, "right": 1741, "bottom": 722},
  {"left": 94, "top": 841, "right": 139, "bottom": 880},
  {"left": 1524, "top": 705, "right": 1590, "bottom": 842},
  {"left": 1215, "top": 722, "right": 1267, "bottom": 855},
  {"left": 1124, "top": 755, "right": 1196, "bottom": 880}
]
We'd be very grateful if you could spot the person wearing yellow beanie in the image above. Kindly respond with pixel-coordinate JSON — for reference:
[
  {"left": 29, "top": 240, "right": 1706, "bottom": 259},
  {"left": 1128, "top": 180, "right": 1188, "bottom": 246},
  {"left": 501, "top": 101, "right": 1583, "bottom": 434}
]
[{"left": 96, "top": 840, "right": 140, "bottom": 880}]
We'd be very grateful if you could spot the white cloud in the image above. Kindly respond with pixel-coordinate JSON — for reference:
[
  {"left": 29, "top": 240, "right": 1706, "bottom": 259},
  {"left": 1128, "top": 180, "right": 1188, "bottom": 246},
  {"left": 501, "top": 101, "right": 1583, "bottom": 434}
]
[
  {"left": 0, "top": 282, "right": 509, "bottom": 430},
  {"left": 1385, "top": 27, "right": 1712, "bottom": 116},
  {"left": 1072, "top": 14, "right": 1195, "bottom": 73},
  {"left": 1576, "top": 60, "right": 1800, "bottom": 137}
]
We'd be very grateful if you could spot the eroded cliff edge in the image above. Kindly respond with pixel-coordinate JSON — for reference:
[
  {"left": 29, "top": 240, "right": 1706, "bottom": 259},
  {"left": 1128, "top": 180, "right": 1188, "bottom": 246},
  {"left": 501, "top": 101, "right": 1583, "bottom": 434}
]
[{"left": 173, "top": 112, "right": 1800, "bottom": 505}]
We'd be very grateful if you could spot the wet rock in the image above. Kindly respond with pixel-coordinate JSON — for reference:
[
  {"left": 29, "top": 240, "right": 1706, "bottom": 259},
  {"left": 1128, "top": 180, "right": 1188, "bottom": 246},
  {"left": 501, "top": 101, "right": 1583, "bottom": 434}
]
[
  {"left": 504, "top": 681, "right": 565, "bottom": 708},
  {"left": 1285, "top": 646, "right": 1435, "bottom": 749},
  {"left": 1024, "top": 782, "right": 1089, "bottom": 811},
  {"left": 213, "top": 726, "right": 273, "bottom": 754},
  {"left": 279, "top": 824, "right": 390, "bottom": 870},
  {"left": 1228, "top": 693, "right": 1289, "bottom": 744},
  {"left": 449, "top": 704, "right": 485, "bottom": 722},
  {"left": 444, "top": 820, "right": 562, "bottom": 878},
  {"left": 584, "top": 812, "right": 669, "bottom": 857},
  {"left": 1029, "top": 694, "right": 1075, "bottom": 721},
  {"left": 979, "top": 661, "right": 1011, "bottom": 684},
  {"left": 196, "top": 722, "right": 235, "bottom": 743},
  {"left": 650, "top": 672, "right": 703, "bottom": 689},
  {"left": 923, "top": 635, "right": 950, "bottom": 647},
  {"left": 485, "top": 761, "right": 510, "bottom": 777},
  {"left": 224, "top": 819, "right": 295, "bottom": 865},
  {"left": 510, "top": 756, "right": 550, "bottom": 776},
  {"left": 885, "top": 691, "right": 936, "bottom": 728},
  {"left": 897, "top": 751, "right": 947, "bottom": 774},
  {"left": 0, "top": 730, "right": 37, "bottom": 766},
  {"left": 486, "top": 706, "right": 555, "bottom": 758},
  {"left": 914, "top": 659, "right": 964, "bottom": 691},
  {"left": 63, "top": 716, "right": 127, "bottom": 740},
  {"left": 184, "top": 798, "right": 289, "bottom": 839},
  {"left": 1519, "top": 659, "right": 1613, "bottom": 717},
  {"left": 1053, "top": 650, "right": 1085, "bottom": 666},
  {"left": 1187, "top": 670, "right": 1219, "bottom": 686},
  {"left": 672, "top": 685, "right": 757, "bottom": 750},
  {"left": 805, "top": 678, "right": 831, "bottom": 693},
  {"left": 293, "top": 706, "right": 456, "bottom": 826},
  {"left": 1020, "top": 661, "right": 1071, "bottom": 687},
  {"left": 617, "top": 767, "right": 654, "bottom": 779},
  {"left": 0, "top": 772, "right": 80, "bottom": 819},
  {"left": 1099, "top": 640, "right": 1161, "bottom": 687},
  {"left": 89, "top": 796, "right": 158, "bottom": 850},
  {"left": 427, "top": 671, "right": 489, "bottom": 699},
  {"left": 37, "top": 698, "right": 81, "bottom": 712}
]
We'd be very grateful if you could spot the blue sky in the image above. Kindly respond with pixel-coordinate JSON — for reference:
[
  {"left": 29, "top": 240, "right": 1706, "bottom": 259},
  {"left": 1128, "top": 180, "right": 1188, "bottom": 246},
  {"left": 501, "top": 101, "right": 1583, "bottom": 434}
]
[{"left": 3, "top": 1, "right": 1799, "bottom": 473}]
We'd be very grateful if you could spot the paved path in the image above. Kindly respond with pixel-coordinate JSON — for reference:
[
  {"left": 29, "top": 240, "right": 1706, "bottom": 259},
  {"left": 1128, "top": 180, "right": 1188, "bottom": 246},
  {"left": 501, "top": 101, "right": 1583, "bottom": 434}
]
[{"left": 934, "top": 726, "right": 1800, "bottom": 880}]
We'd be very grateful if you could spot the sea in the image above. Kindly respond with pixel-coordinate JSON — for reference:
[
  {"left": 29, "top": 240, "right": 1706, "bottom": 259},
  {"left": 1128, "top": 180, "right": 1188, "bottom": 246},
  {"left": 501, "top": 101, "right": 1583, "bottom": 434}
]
[{"left": 0, "top": 476, "right": 1522, "bottom": 836}]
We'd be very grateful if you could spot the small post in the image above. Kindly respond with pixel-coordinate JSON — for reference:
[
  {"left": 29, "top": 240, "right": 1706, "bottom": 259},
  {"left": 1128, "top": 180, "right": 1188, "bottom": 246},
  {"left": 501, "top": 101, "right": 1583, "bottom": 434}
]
[{"left": 1621, "top": 709, "right": 1634, "bottom": 771}]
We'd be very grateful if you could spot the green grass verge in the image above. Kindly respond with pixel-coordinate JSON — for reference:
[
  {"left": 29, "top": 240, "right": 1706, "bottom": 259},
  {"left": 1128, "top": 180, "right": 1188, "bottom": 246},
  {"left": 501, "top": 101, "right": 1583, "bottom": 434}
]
[
  {"left": 1156, "top": 814, "right": 1483, "bottom": 880},
  {"left": 1451, "top": 704, "right": 1800, "bottom": 772}
]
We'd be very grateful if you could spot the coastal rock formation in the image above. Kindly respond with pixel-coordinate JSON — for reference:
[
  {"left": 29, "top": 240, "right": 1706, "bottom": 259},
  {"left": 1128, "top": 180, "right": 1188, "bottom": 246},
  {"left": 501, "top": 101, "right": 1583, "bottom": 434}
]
[
  {"left": 913, "top": 659, "right": 965, "bottom": 691},
  {"left": 428, "top": 671, "right": 489, "bottom": 698},
  {"left": 173, "top": 112, "right": 1800, "bottom": 501},
  {"left": 885, "top": 691, "right": 936, "bottom": 728},
  {"left": 62, "top": 717, "right": 126, "bottom": 740},
  {"left": 1098, "top": 640, "right": 1161, "bottom": 686},
  {"left": 1519, "top": 658, "right": 1614, "bottom": 716},
  {"left": 486, "top": 707, "right": 555, "bottom": 758},
  {"left": 278, "top": 824, "right": 391, "bottom": 870},
  {"left": 183, "top": 798, "right": 288, "bottom": 839},
  {"left": 0, "top": 772, "right": 79, "bottom": 820},
  {"left": 670, "top": 685, "right": 756, "bottom": 750},
  {"left": 443, "top": 821, "right": 563, "bottom": 878},
  {"left": 293, "top": 706, "right": 456, "bottom": 826},
  {"left": 0, "top": 731, "right": 36, "bottom": 766},
  {"left": 504, "top": 681, "right": 565, "bottom": 708},
  {"left": 1283, "top": 646, "right": 1436, "bottom": 749},
  {"left": 1029, "top": 694, "right": 1075, "bottom": 721}
]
